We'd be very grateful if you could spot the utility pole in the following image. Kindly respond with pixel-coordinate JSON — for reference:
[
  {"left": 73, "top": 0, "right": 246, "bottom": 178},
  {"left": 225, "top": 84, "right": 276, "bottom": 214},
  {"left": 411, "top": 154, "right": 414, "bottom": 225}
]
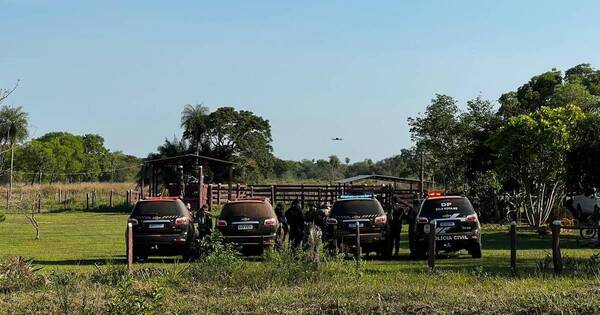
[
  {"left": 6, "top": 127, "right": 11, "bottom": 210},
  {"left": 420, "top": 150, "right": 424, "bottom": 195}
]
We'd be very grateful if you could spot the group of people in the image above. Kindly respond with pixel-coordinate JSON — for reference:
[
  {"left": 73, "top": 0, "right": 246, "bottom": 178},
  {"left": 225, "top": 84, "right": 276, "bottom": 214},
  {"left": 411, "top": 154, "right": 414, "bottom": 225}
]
[{"left": 274, "top": 199, "right": 330, "bottom": 252}]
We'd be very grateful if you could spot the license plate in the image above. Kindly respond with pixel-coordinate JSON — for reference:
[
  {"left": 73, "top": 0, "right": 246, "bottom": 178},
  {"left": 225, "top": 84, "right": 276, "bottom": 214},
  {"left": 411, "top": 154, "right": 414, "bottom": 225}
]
[
  {"left": 438, "top": 221, "right": 455, "bottom": 227},
  {"left": 149, "top": 224, "right": 164, "bottom": 229},
  {"left": 348, "top": 223, "right": 365, "bottom": 228},
  {"left": 237, "top": 224, "right": 254, "bottom": 230}
]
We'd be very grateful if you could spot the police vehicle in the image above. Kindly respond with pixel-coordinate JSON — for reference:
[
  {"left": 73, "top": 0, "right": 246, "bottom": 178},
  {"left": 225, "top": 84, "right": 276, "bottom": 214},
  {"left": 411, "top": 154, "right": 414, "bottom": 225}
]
[
  {"left": 409, "top": 192, "right": 482, "bottom": 259},
  {"left": 326, "top": 195, "right": 392, "bottom": 258}
]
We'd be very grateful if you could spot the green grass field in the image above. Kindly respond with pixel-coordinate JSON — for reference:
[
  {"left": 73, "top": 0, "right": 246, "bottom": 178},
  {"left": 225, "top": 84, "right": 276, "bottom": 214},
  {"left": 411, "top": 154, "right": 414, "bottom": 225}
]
[{"left": 2, "top": 210, "right": 600, "bottom": 314}]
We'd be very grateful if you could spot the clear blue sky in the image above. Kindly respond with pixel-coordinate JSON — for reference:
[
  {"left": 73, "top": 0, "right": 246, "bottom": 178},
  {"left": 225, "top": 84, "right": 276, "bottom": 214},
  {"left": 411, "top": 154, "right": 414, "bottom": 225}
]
[{"left": 2, "top": 1, "right": 600, "bottom": 162}]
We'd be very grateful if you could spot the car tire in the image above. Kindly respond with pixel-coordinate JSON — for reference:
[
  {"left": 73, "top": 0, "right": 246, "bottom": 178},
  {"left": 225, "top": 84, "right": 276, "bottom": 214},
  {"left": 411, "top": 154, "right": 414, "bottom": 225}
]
[{"left": 470, "top": 242, "right": 482, "bottom": 259}]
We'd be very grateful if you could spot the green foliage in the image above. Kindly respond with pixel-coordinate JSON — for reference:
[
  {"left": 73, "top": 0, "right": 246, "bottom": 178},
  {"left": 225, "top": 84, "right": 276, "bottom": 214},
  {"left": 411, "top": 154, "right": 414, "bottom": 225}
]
[
  {"left": 0, "top": 256, "right": 43, "bottom": 293},
  {"left": 14, "top": 132, "right": 140, "bottom": 183},
  {"left": 178, "top": 106, "right": 274, "bottom": 182},
  {"left": 491, "top": 105, "right": 585, "bottom": 225},
  {"left": 0, "top": 212, "right": 4, "bottom": 223},
  {"left": 106, "top": 275, "right": 164, "bottom": 315}
]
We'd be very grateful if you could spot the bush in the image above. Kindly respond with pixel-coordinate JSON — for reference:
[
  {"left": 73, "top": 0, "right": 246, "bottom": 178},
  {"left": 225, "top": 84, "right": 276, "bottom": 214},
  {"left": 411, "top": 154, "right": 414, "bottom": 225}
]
[
  {"left": 0, "top": 212, "right": 5, "bottom": 223},
  {"left": 106, "top": 275, "right": 163, "bottom": 315},
  {"left": 0, "top": 256, "right": 44, "bottom": 293}
]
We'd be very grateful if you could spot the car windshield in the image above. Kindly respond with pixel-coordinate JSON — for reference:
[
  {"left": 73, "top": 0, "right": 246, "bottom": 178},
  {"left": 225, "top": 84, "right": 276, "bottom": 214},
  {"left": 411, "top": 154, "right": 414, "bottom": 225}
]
[
  {"left": 220, "top": 202, "right": 274, "bottom": 218},
  {"left": 330, "top": 199, "right": 383, "bottom": 216},
  {"left": 132, "top": 201, "right": 184, "bottom": 217},
  {"left": 419, "top": 198, "right": 475, "bottom": 219}
]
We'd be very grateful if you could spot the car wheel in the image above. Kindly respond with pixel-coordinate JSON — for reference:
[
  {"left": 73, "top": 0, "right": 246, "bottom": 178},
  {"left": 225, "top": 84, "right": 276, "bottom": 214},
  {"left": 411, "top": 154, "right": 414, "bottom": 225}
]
[{"left": 470, "top": 242, "right": 482, "bottom": 259}]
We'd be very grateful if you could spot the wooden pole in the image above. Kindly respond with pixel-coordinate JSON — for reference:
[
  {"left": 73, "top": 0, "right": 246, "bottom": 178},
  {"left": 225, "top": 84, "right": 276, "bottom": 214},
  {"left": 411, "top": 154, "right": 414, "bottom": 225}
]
[
  {"left": 208, "top": 185, "right": 213, "bottom": 211},
  {"left": 250, "top": 185, "right": 254, "bottom": 198},
  {"left": 37, "top": 193, "right": 41, "bottom": 213},
  {"left": 552, "top": 220, "right": 562, "bottom": 275},
  {"left": 236, "top": 183, "right": 240, "bottom": 199},
  {"left": 301, "top": 184, "right": 305, "bottom": 208},
  {"left": 217, "top": 184, "right": 222, "bottom": 205},
  {"left": 270, "top": 185, "right": 275, "bottom": 204},
  {"left": 127, "top": 222, "right": 133, "bottom": 274},
  {"left": 109, "top": 190, "right": 113, "bottom": 208},
  {"left": 86, "top": 192, "right": 90, "bottom": 210},
  {"left": 428, "top": 220, "right": 436, "bottom": 271},
  {"left": 510, "top": 221, "right": 517, "bottom": 275},
  {"left": 355, "top": 223, "right": 361, "bottom": 259},
  {"left": 198, "top": 166, "right": 204, "bottom": 210},
  {"left": 228, "top": 166, "right": 233, "bottom": 201}
]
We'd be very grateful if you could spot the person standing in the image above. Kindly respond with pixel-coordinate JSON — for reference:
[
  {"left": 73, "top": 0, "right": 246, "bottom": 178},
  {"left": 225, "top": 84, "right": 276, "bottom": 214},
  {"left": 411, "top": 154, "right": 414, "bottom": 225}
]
[
  {"left": 274, "top": 202, "right": 289, "bottom": 250},
  {"left": 390, "top": 201, "right": 404, "bottom": 257},
  {"left": 285, "top": 199, "right": 305, "bottom": 252}
]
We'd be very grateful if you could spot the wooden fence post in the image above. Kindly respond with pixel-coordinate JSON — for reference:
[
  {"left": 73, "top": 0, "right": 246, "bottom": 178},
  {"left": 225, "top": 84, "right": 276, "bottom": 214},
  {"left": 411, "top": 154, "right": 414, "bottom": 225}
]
[
  {"left": 236, "top": 183, "right": 240, "bottom": 199},
  {"left": 86, "top": 192, "right": 90, "bottom": 210},
  {"left": 127, "top": 222, "right": 133, "bottom": 274},
  {"left": 301, "top": 184, "right": 305, "bottom": 208},
  {"left": 217, "top": 184, "right": 222, "bottom": 205},
  {"left": 37, "top": 193, "right": 41, "bottom": 213},
  {"left": 428, "top": 220, "right": 436, "bottom": 271},
  {"left": 355, "top": 223, "right": 361, "bottom": 259},
  {"left": 250, "top": 185, "right": 254, "bottom": 198},
  {"left": 510, "top": 221, "right": 517, "bottom": 275},
  {"left": 109, "top": 190, "right": 113, "bottom": 208},
  {"left": 552, "top": 220, "right": 562, "bottom": 275},
  {"left": 270, "top": 185, "right": 275, "bottom": 204},
  {"left": 208, "top": 185, "right": 213, "bottom": 210}
]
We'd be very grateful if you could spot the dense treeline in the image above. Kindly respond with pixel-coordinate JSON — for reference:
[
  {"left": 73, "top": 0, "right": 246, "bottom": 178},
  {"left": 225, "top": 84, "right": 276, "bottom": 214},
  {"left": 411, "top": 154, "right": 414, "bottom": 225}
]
[
  {"left": 13, "top": 132, "right": 140, "bottom": 183},
  {"left": 408, "top": 64, "right": 600, "bottom": 225}
]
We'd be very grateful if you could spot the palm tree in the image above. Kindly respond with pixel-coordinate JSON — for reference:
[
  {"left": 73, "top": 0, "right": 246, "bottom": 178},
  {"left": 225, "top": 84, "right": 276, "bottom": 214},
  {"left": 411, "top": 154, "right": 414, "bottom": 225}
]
[
  {"left": 0, "top": 105, "right": 29, "bottom": 146},
  {"left": 180, "top": 104, "right": 209, "bottom": 155},
  {"left": 0, "top": 105, "right": 29, "bottom": 202}
]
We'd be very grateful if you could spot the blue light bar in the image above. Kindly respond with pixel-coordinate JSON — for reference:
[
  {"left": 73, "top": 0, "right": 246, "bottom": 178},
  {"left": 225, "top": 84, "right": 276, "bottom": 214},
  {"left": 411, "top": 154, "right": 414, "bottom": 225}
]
[{"left": 339, "top": 194, "right": 374, "bottom": 199}]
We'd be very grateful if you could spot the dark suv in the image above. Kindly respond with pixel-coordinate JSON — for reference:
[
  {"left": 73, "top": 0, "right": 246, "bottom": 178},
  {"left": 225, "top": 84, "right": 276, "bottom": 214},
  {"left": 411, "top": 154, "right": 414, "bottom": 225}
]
[
  {"left": 410, "top": 195, "right": 481, "bottom": 258},
  {"left": 126, "top": 197, "right": 198, "bottom": 260},
  {"left": 326, "top": 196, "right": 391, "bottom": 257},
  {"left": 216, "top": 198, "right": 278, "bottom": 255}
]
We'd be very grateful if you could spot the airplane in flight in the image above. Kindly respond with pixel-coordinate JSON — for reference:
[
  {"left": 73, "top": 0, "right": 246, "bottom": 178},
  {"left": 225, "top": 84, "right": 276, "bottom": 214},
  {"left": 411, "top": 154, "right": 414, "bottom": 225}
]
[{"left": 331, "top": 137, "right": 343, "bottom": 141}]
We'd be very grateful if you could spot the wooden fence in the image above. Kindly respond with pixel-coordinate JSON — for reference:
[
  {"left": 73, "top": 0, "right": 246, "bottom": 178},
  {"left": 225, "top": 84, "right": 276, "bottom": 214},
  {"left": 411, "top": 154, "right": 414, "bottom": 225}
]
[{"left": 204, "top": 183, "right": 420, "bottom": 210}]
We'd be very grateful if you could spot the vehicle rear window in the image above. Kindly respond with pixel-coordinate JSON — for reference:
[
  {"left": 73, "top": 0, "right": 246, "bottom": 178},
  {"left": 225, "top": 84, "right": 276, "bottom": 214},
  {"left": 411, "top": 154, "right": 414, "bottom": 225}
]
[
  {"left": 419, "top": 198, "right": 475, "bottom": 219},
  {"left": 220, "top": 202, "right": 274, "bottom": 218},
  {"left": 330, "top": 199, "right": 383, "bottom": 216},
  {"left": 132, "top": 201, "right": 184, "bottom": 217}
]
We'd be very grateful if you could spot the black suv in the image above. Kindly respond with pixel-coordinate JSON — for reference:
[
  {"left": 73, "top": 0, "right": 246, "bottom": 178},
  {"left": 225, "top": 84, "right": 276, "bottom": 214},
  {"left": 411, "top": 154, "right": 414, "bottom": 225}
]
[
  {"left": 126, "top": 197, "right": 198, "bottom": 260},
  {"left": 326, "top": 196, "right": 391, "bottom": 257},
  {"left": 410, "top": 195, "right": 481, "bottom": 258},
  {"left": 216, "top": 198, "right": 279, "bottom": 255}
]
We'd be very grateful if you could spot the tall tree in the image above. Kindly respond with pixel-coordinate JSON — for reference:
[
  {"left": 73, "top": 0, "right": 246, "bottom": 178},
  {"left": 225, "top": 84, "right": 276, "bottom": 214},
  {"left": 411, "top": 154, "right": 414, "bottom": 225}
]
[
  {"left": 180, "top": 104, "right": 210, "bottom": 155},
  {"left": 408, "top": 94, "right": 462, "bottom": 189},
  {"left": 491, "top": 105, "right": 584, "bottom": 227}
]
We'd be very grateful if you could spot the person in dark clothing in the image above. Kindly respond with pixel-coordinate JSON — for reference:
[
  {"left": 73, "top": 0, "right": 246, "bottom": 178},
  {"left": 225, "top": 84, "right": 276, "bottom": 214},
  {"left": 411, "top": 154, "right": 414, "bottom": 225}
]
[
  {"left": 390, "top": 201, "right": 404, "bottom": 257},
  {"left": 198, "top": 204, "right": 213, "bottom": 238},
  {"left": 285, "top": 199, "right": 305, "bottom": 252},
  {"left": 274, "top": 202, "right": 289, "bottom": 250}
]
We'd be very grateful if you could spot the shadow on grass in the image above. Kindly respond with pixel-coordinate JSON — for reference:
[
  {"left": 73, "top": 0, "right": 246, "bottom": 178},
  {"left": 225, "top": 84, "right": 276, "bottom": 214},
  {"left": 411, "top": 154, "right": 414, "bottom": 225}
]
[{"left": 47, "top": 204, "right": 132, "bottom": 214}]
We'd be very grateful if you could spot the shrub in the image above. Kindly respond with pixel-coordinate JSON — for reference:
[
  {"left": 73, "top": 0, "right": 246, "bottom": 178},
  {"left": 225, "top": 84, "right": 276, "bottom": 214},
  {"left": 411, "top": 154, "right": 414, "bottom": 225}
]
[
  {"left": 106, "top": 275, "right": 163, "bottom": 315},
  {"left": 0, "top": 212, "right": 5, "bottom": 223},
  {"left": 50, "top": 271, "right": 77, "bottom": 314},
  {"left": 0, "top": 256, "right": 44, "bottom": 293}
]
